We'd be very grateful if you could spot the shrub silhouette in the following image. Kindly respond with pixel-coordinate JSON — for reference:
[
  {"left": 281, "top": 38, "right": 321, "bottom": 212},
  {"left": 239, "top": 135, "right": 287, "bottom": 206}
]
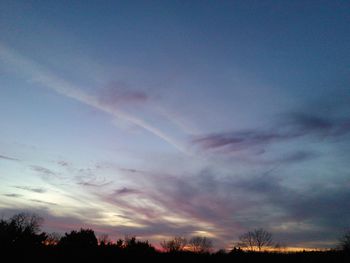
[{"left": 58, "top": 228, "right": 98, "bottom": 249}]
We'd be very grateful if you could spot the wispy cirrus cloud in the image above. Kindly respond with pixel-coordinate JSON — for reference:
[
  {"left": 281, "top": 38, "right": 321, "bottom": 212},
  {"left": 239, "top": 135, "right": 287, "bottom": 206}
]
[{"left": 0, "top": 43, "right": 186, "bottom": 153}]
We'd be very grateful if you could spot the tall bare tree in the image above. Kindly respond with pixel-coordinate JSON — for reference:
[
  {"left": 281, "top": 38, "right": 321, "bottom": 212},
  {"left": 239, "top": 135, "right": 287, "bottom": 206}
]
[{"left": 237, "top": 228, "right": 273, "bottom": 251}]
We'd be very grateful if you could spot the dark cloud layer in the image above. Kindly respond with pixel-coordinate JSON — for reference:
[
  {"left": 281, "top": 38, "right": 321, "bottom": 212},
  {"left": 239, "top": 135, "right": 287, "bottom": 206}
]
[
  {"left": 96, "top": 168, "right": 350, "bottom": 248},
  {"left": 193, "top": 112, "right": 350, "bottom": 153}
]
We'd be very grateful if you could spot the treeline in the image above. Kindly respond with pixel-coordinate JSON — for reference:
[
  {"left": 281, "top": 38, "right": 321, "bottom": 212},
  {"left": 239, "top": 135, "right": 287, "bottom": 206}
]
[{"left": 1, "top": 213, "right": 349, "bottom": 262}]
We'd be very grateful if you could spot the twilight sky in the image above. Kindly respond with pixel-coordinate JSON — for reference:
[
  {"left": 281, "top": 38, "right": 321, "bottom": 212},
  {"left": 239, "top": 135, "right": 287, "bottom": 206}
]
[{"left": 1, "top": 0, "right": 350, "bottom": 249}]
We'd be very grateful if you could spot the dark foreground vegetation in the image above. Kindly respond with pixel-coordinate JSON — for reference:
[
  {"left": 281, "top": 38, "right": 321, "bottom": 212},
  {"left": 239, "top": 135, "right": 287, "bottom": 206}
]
[{"left": 1, "top": 213, "right": 349, "bottom": 262}]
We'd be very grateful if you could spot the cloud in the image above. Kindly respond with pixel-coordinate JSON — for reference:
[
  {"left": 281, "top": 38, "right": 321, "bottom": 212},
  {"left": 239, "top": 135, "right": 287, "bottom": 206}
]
[
  {"left": 77, "top": 180, "right": 111, "bottom": 187},
  {"left": 114, "top": 187, "right": 141, "bottom": 195},
  {"left": 30, "top": 165, "right": 56, "bottom": 177},
  {"left": 29, "top": 199, "right": 58, "bottom": 206},
  {"left": 228, "top": 171, "right": 350, "bottom": 246},
  {"left": 14, "top": 186, "right": 46, "bottom": 193},
  {"left": 57, "top": 160, "right": 70, "bottom": 167},
  {"left": 3, "top": 193, "right": 22, "bottom": 198},
  {"left": 3, "top": 166, "right": 348, "bottom": 248},
  {"left": 242, "top": 150, "right": 318, "bottom": 165},
  {"left": 192, "top": 112, "right": 350, "bottom": 153},
  {"left": 98, "top": 82, "right": 148, "bottom": 106},
  {"left": 0, "top": 154, "right": 19, "bottom": 161},
  {"left": 97, "top": 170, "right": 245, "bottom": 241},
  {"left": 99, "top": 167, "right": 350, "bottom": 248},
  {"left": 75, "top": 169, "right": 112, "bottom": 188},
  {"left": 119, "top": 167, "right": 145, "bottom": 174},
  {"left": 276, "top": 151, "right": 317, "bottom": 163},
  {"left": 193, "top": 130, "right": 291, "bottom": 152},
  {"left": 286, "top": 113, "right": 350, "bottom": 137}
]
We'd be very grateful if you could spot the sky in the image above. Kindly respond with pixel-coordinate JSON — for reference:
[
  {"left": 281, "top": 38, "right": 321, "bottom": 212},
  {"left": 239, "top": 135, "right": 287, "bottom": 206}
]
[{"left": 0, "top": 0, "right": 350, "bottom": 250}]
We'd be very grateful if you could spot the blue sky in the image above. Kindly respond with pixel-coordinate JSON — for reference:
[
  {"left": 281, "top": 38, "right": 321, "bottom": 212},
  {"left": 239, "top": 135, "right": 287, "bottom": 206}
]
[{"left": 1, "top": 0, "right": 350, "bottom": 249}]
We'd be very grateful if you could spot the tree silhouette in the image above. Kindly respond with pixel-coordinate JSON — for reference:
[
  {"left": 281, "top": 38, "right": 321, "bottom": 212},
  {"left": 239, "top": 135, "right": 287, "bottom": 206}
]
[
  {"left": 98, "top": 234, "right": 112, "bottom": 246},
  {"left": 0, "top": 213, "right": 46, "bottom": 248},
  {"left": 115, "top": 238, "right": 124, "bottom": 248},
  {"left": 58, "top": 228, "right": 98, "bottom": 248},
  {"left": 124, "top": 236, "right": 155, "bottom": 254},
  {"left": 44, "top": 232, "right": 61, "bottom": 246},
  {"left": 160, "top": 236, "right": 187, "bottom": 252},
  {"left": 339, "top": 230, "right": 350, "bottom": 252},
  {"left": 237, "top": 228, "right": 273, "bottom": 251},
  {"left": 188, "top": 236, "right": 213, "bottom": 253}
]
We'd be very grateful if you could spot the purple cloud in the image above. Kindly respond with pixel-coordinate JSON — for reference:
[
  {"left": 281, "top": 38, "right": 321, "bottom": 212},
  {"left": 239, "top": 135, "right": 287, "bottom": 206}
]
[
  {"left": 193, "top": 112, "right": 350, "bottom": 153},
  {"left": 193, "top": 130, "right": 290, "bottom": 152},
  {"left": 98, "top": 82, "right": 148, "bottom": 107}
]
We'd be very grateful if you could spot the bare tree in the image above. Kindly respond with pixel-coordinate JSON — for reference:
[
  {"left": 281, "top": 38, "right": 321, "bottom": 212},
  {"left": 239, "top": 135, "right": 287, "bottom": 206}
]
[
  {"left": 10, "top": 213, "right": 43, "bottom": 234},
  {"left": 237, "top": 231, "right": 255, "bottom": 251},
  {"left": 237, "top": 228, "right": 273, "bottom": 251},
  {"left": 160, "top": 236, "right": 187, "bottom": 252},
  {"left": 188, "top": 236, "right": 213, "bottom": 253}
]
